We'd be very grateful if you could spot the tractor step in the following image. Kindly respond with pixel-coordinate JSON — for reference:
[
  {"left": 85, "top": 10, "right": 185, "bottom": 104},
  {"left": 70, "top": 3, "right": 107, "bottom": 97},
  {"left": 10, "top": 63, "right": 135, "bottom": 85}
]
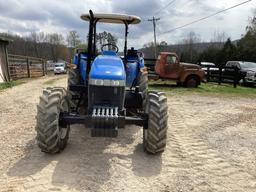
[{"left": 91, "top": 106, "right": 119, "bottom": 137}]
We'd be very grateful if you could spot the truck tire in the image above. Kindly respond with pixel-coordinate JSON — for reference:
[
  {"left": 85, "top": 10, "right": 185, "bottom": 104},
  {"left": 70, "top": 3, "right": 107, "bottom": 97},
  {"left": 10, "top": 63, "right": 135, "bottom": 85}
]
[
  {"left": 138, "top": 70, "right": 148, "bottom": 110},
  {"left": 176, "top": 81, "right": 182, "bottom": 87},
  {"left": 67, "top": 69, "right": 80, "bottom": 107},
  {"left": 143, "top": 91, "right": 168, "bottom": 154},
  {"left": 185, "top": 76, "right": 199, "bottom": 88},
  {"left": 36, "top": 87, "right": 70, "bottom": 153}
]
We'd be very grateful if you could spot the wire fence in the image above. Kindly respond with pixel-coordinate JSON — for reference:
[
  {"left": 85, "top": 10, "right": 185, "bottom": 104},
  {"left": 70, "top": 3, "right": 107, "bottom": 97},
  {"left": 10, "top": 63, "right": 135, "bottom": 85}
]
[{"left": 8, "top": 54, "right": 47, "bottom": 80}]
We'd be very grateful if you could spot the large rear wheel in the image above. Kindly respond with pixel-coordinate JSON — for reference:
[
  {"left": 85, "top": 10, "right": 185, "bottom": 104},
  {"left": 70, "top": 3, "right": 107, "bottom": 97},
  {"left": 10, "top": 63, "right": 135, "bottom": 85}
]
[
  {"left": 36, "top": 87, "right": 70, "bottom": 153},
  {"left": 143, "top": 91, "right": 168, "bottom": 154}
]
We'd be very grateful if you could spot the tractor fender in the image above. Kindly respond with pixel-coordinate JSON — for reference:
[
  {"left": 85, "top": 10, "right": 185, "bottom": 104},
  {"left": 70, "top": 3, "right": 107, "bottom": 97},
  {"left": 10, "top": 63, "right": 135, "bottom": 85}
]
[
  {"left": 126, "top": 62, "right": 138, "bottom": 87},
  {"left": 73, "top": 53, "right": 87, "bottom": 82}
]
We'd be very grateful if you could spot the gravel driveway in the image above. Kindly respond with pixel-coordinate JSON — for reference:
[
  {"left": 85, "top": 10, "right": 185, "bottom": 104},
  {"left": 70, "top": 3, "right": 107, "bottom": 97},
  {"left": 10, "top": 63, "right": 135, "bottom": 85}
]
[{"left": 0, "top": 75, "right": 256, "bottom": 192}]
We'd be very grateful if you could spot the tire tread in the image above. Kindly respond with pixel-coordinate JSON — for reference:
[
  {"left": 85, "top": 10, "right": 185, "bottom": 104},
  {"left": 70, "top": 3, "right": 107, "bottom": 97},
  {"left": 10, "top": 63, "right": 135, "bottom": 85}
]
[
  {"left": 36, "top": 87, "right": 69, "bottom": 153},
  {"left": 144, "top": 91, "right": 168, "bottom": 154}
]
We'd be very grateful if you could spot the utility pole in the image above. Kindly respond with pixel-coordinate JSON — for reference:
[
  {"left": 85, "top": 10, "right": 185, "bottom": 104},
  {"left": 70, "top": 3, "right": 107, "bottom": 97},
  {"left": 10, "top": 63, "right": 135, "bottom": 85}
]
[{"left": 148, "top": 16, "right": 160, "bottom": 58}]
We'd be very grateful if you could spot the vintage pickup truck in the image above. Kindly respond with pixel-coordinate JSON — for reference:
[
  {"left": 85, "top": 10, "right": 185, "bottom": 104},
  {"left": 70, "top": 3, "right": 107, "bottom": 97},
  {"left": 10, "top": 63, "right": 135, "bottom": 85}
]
[{"left": 147, "top": 52, "right": 205, "bottom": 88}]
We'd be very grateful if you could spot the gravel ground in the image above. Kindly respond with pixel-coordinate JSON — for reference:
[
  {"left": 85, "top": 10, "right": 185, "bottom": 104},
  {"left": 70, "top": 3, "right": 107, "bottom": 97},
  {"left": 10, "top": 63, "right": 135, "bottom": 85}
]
[{"left": 0, "top": 75, "right": 256, "bottom": 192}]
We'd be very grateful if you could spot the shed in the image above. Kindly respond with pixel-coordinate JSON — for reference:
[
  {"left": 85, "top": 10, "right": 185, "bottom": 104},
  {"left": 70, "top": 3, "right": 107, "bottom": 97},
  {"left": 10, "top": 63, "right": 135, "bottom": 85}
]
[{"left": 0, "top": 37, "right": 11, "bottom": 82}]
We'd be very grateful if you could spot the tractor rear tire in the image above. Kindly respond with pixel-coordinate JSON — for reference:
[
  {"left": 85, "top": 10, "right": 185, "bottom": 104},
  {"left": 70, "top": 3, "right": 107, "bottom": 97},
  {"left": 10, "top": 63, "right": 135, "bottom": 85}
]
[
  {"left": 143, "top": 91, "right": 168, "bottom": 154},
  {"left": 36, "top": 87, "right": 70, "bottom": 153},
  {"left": 138, "top": 70, "right": 148, "bottom": 110},
  {"left": 67, "top": 69, "right": 80, "bottom": 108}
]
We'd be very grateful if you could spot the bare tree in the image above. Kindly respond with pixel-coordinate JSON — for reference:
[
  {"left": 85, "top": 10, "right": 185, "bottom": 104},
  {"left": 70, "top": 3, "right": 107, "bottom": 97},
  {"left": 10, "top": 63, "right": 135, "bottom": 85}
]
[
  {"left": 37, "top": 32, "right": 48, "bottom": 43},
  {"left": 66, "top": 31, "right": 81, "bottom": 48},
  {"left": 28, "top": 32, "right": 39, "bottom": 57},
  {"left": 29, "top": 31, "right": 38, "bottom": 42},
  {"left": 209, "top": 31, "right": 228, "bottom": 49},
  {"left": 181, "top": 31, "right": 201, "bottom": 45},
  {"left": 96, "top": 31, "right": 108, "bottom": 46},
  {"left": 96, "top": 31, "right": 118, "bottom": 51},
  {"left": 47, "top": 33, "right": 64, "bottom": 45},
  {"left": 246, "top": 9, "right": 256, "bottom": 35},
  {"left": 180, "top": 31, "right": 201, "bottom": 62},
  {"left": 211, "top": 31, "right": 228, "bottom": 43},
  {"left": 143, "top": 42, "right": 156, "bottom": 58}
]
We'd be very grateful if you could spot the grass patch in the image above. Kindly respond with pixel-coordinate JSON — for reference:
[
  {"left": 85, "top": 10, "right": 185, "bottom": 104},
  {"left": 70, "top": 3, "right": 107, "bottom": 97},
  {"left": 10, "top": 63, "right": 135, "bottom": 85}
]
[
  {"left": 149, "top": 81, "right": 256, "bottom": 96},
  {"left": 0, "top": 80, "right": 25, "bottom": 90}
]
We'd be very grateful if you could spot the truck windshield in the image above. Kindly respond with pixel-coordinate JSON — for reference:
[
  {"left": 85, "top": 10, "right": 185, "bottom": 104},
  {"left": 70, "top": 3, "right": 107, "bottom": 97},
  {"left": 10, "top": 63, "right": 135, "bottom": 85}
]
[
  {"left": 55, "top": 63, "right": 64, "bottom": 67},
  {"left": 240, "top": 62, "right": 256, "bottom": 69},
  {"left": 167, "top": 56, "right": 177, "bottom": 64}
]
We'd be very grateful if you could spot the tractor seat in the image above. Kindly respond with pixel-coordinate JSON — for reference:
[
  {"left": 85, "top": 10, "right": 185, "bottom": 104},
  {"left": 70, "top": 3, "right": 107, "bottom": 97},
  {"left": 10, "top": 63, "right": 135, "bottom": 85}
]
[
  {"left": 102, "top": 50, "right": 117, "bottom": 56},
  {"left": 127, "top": 47, "right": 138, "bottom": 61}
]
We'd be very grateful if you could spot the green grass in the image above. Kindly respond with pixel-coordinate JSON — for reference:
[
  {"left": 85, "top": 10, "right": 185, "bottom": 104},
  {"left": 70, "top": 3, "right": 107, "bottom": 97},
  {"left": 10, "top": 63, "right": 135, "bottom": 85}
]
[
  {"left": 149, "top": 80, "right": 256, "bottom": 96},
  {"left": 0, "top": 80, "right": 25, "bottom": 90}
]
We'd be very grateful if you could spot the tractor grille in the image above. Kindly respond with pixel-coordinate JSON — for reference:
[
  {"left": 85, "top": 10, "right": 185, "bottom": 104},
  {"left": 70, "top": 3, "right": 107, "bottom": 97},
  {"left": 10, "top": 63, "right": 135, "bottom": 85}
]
[
  {"left": 91, "top": 106, "right": 118, "bottom": 137},
  {"left": 88, "top": 85, "right": 125, "bottom": 110}
]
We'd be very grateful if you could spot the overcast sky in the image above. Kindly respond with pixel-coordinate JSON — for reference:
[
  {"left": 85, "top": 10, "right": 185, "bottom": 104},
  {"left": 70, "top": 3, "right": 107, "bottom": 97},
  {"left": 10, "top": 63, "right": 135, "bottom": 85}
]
[{"left": 0, "top": 0, "right": 255, "bottom": 48}]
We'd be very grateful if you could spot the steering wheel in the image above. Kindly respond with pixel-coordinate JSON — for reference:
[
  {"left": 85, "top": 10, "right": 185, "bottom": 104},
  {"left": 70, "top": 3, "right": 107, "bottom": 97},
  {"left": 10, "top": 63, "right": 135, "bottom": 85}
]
[{"left": 101, "top": 43, "right": 119, "bottom": 53}]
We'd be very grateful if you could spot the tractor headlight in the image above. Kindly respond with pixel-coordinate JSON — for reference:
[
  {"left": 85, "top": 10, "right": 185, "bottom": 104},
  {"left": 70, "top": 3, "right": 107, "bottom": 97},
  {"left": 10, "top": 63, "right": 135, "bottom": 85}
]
[
  {"left": 94, "top": 79, "right": 104, "bottom": 86},
  {"left": 89, "top": 79, "right": 125, "bottom": 87}
]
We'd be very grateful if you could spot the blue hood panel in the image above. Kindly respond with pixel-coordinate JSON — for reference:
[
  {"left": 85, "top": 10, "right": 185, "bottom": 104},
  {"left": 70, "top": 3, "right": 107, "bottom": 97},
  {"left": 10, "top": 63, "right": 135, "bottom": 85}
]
[{"left": 90, "top": 55, "right": 126, "bottom": 80}]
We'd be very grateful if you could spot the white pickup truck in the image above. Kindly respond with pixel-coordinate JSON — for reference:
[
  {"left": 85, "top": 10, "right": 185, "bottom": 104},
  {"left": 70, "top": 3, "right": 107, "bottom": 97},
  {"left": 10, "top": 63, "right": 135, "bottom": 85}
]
[{"left": 54, "top": 62, "right": 67, "bottom": 75}]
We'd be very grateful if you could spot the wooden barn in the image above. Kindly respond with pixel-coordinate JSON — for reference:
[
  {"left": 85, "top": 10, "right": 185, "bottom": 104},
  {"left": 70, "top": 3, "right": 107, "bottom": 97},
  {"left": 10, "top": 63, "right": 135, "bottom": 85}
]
[{"left": 0, "top": 37, "right": 10, "bottom": 82}]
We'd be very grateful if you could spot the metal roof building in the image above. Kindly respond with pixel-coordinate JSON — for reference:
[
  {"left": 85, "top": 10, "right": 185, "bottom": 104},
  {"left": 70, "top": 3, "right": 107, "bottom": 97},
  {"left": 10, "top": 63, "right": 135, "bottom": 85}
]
[{"left": 0, "top": 37, "right": 11, "bottom": 82}]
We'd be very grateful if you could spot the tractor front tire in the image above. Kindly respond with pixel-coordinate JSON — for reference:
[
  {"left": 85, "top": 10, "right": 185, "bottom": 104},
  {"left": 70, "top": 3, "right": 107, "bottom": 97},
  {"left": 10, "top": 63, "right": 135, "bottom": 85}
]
[
  {"left": 67, "top": 69, "right": 80, "bottom": 108},
  {"left": 36, "top": 87, "right": 70, "bottom": 153},
  {"left": 143, "top": 91, "right": 168, "bottom": 154},
  {"left": 138, "top": 70, "right": 148, "bottom": 110}
]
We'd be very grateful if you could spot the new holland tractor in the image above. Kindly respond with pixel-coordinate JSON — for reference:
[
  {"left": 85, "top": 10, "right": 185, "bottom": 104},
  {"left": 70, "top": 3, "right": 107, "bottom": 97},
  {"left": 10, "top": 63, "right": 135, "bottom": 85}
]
[{"left": 35, "top": 10, "right": 168, "bottom": 154}]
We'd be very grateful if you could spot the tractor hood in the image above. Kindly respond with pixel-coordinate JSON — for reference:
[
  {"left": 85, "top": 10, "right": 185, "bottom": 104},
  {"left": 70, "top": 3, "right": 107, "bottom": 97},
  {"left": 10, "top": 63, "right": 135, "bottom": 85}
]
[
  {"left": 90, "top": 55, "right": 126, "bottom": 80},
  {"left": 180, "top": 62, "right": 200, "bottom": 69}
]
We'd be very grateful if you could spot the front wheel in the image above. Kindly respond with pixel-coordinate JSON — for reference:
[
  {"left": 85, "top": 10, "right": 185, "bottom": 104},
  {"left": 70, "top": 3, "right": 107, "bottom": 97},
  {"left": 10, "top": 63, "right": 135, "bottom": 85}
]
[
  {"left": 36, "top": 87, "right": 70, "bottom": 153},
  {"left": 185, "top": 76, "right": 199, "bottom": 88},
  {"left": 143, "top": 91, "right": 168, "bottom": 154}
]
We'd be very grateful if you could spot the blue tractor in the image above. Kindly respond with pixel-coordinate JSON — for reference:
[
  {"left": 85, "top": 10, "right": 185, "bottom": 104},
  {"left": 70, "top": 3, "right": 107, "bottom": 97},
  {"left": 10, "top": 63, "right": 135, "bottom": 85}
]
[{"left": 35, "top": 10, "right": 168, "bottom": 154}]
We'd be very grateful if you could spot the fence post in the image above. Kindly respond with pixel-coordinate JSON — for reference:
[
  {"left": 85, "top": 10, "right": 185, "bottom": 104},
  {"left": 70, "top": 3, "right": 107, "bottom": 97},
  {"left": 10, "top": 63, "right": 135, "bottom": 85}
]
[
  {"left": 44, "top": 60, "right": 47, "bottom": 75},
  {"left": 26, "top": 57, "right": 30, "bottom": 78},
  {"left": 207, "top": 66, "right": 210, "bottom": 82},
  {"left": 218, "top": 66, "right": 222, "bottom": 85},
  {"left": 42, "top": 59, "right": 45, "bottom": 76},
  {"left": 233, "top": 67, "right": 238, "bottom": 88}
]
